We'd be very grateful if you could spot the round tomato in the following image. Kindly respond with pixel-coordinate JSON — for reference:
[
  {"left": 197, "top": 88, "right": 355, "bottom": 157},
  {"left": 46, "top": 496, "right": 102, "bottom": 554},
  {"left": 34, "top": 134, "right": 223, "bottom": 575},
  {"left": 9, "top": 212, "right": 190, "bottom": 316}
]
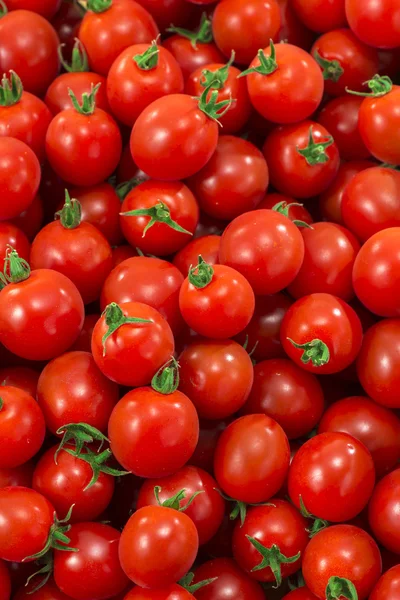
[
  {"left": 291, "top": 0, "right": 346, "bottom": 32},
  {"left": 192, "top": 557, "right": 265, "bottom": 600},
  {"left": 276, "top": 0, "right": 316, "bottom": 49},
  {"left": 163, "top": 27, "right": 224, "bottom": 81},
  {"left": 0, "top": 366, "right": 39, "bottom": 397},
  {"left": 173, "top": 235, "right": 220, "bottom": 276},
  {"left": 345, "top": 0, "right": 400, "bottom": 49},
  {"left": 369, "top": 468, "right": 400, "bottom": 554},
  {"left": 258, "top": 193, "right": 314, "bottom": 225},
  {"left": 282, "top": 589, "right": 318, "bottom": 600},
  {"left": 45, "top": 71, "right": 109, "bottom": 116},
  {"left": 370, "top": 565, "right": 400, "bottom": 600}
]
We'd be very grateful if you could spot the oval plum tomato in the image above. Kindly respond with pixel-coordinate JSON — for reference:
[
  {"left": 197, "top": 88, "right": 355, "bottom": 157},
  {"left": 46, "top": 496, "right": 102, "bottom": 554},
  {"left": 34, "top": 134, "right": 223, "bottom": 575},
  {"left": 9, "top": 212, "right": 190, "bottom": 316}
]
[
  {"left": 130, "top": 92, "right": 220, "bottom": 181},
  {"left": 186, "top": 136, "right": 269, "bottom": 221},
  {"left": 13, "top": 579, "right": 74, "bottom": 600},
  {"left": 302, "top": 525, "right": 381, "bottom": 600},
  {"left": 45, "top": 71, "right": 109, "bottom": 116},
  {"left": 78, "top": 0, "right": 159, "bottom": 76},
  {"left": 0, "top": 463, "right": 34, "bottom": 488},
  {"left": 101, "top": 256, "right": 184, "bottom": 335},
  {"left": 212, "top": 0, "right": 281, "bottom": 65},
  {"left": 0, "top": 9, "right": 59, "bottom": 96},
  {"left": 317, "top": 96, "right": 371, "bottom": 161},
  {"left": 0, "top": 386, "right": 45, "bottom": 468},
  {"left": 318, "top": 396, "right": 400, "bottom": 477},
  {"left": 10, "top": 192, "right": 44, "bottom": 242},
  {"left": 232, "top": 501, "right": 308, "bottom": 585},
  {"left": 0, "top": 222, "right": 29, "bottom": 273},
  {"left": 287, "top": 222, "right": 360, "bottom": 301},
  {"left": 0, "top": 487, "right": 54, "bottom": 562},
  {"left": 120, "top": 180, "right": 199, "bottom": 256},
  {"left": 369, "top": 469, "right": 400, "bottom": 553},
  {"left": 370, "top": 565, "right": 400, "bottom": 600},
  {"left": 219, "top": 209, "right": 304, "bottom": 295},
  {"left": 137, "top": 466, "right": 225, "bottom": 545},
  {"left": 173, "top": 235, "right": 220, "bottom": 276},
  {"left": 263, "top": 121, "right": 340, "bottom": 198},
  {"left": 214, "top": 414, "right": 290, "bottom": 504},
  {"left": 108, "top": 386, "right": 199, "bottom": 477},
  {"left": 345, "top": 0, "right": 400, "bottom": 49},
  {"left": 37, "top": 351, "right": 118, "bottom": 434},
  {"left": 0, "top": 137, "right": 40, "bottom": 220},
  {"left": 119, "top": 505, "right": 198, "bottom": 588},
  {"left": 258, "top": 193, "right": 314, "bottom": 225},
  {"left": 107, "top": 42, "right": 184, "bottom": 126},
  {"left": 282, "top": 589, "right": 318, "bottom": 600},
  {"left": 0, "top": 559, "right": 10, "bottom": 600},
  {"left": 0, "top": 366, "right": 39, "bottom": 397},
  {"left": 179, "top": 259, "right": 255, "bottom": 339},
  {"left": 5, "top": 0, "right": 61, "bottom": 19},
  {"left": 291, "top": 0, "right": 346, "bottom": 32},
  {"left": 243, "top": 359, "right": 324, "bottom": 440},
  {"left": 45, "top": 86, "right": 122, "bottom": 187},
  {"left": 311, "top": 29, "right": 379, "bottom": 97},
  {"left": 288, "top": 431, "right": 375, "bottom": 522},
  {"left": 54, "top": 523, "right": 129, "bottom": 600},
  {"left": 178, "top": 339, "right": 254, "bottom": 420},
  {"left": 281, "top": 293, "right": 363, "bottom": 375},
  {"left": 123, "top": 586, "right": 195, "bottom": 600},
  {"left": 192, "top": 557, "right": 265, "bottom": 600},
  {"left": 242, "top": 42, "right": 323, "bottom": 124}
]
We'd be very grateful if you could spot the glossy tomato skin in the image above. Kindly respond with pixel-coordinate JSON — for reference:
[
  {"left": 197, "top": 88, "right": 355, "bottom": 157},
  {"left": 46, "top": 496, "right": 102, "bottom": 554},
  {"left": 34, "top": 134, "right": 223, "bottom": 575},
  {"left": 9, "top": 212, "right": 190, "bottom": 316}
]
[
  {"left": 0, "top": 366, "right": 39, "bottom": 397},
  {"left": 291, "top": 0, "right": 346, "bottom": 32},
  {"left": 214, "top": 414, "right": 290, "bottom": 504},
  {"left": 163, "top": 36, "right": 224, "bottom": 81},
  {"left": 37, "top": 351, "right": 118, "bottom": 434},
  {"left": 345, "top": 0, "right": 400, "bottom": 49},
  {"left": 233, "top": 501, "right": 308, "bottom": 582},
  {"left": 54, "top": 523, "right": 129, "bottom": 600},
  {"left": 282, "top": 589, "right": 318, "bottom": 600},
  {"left": 281, "top": 293, "right": 363, "bottom": 375},
  {"left": 0, "top": 560, "right": 10, "bottom": 600},
  {"left": 186, "top": 136, "right": 269, "bottom": 221},
  {"left": 276, "top": 0, "right": 315, "bottom": 50},
  {"left": 78, "top": 0, "right": 159, "bottom": 76},
  {"left": 258, "top": 193, "right": 314, "bottom": 225},
  {"left": 0, "top": 222, "right": 30, "bottom": 272},
  {"left": 119, "top": 506, "right": 199, "bottom": 588},
  {"left": 5, "top": 0, "right": 61, "bottom": 19},
  {"left": 288, "top": 431, "right": 375, "bottom": 522},
  {"left": 109, "top": 387, "right": 199, "bottom": 477},
  {"left": 263, "top": 121, "right": 340, "bottom": 198},
  {"left": 137, "top": 466, "right": 225, "bottom": 545},
  {"left": 219, "top": 209, "right": 304, "bottom": 295},
  {"left": 112, "top": 245, "right": 138, "bottom": 268},
  {"left": 173, "top": 235, "right": 220, "bottom": 276},
  {"left": 123, "top": 586, "right": 195, "bottom": 600},
  {"left": 131, "top": 94, "right": 218, "bottom": 181},
  {"left": 369, "top": 469, "right": 400, "bottom": 553},
  {"left": 44, "top": 72, "right": 109, "bottom": 116},
  {"left": 0, "top": 10, "right": 59, "bottom": 96},
  {"left": 302, "top": 525, "right": 381, "bottom": 600},
  {"left": 370, "top": 565, "right": 400, "bottom": 600},
  {"left": 192, "top": 557, "right": 265, "bottom": 600},
  {"left": 178, "top": 339, "right": 254, "bottom": 420}
]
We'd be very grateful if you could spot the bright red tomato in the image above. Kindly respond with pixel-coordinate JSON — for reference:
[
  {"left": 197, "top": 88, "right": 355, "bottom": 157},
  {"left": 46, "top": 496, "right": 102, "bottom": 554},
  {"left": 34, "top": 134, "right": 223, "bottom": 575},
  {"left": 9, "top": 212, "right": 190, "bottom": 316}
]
[
  {"left": 0, "top": 559, "right": 10, "bottom": 600},
  {"left": 370, "top": 565, "right": 400, "bottom": 600},
  {"left": 192, "top": 558, "right": 265, "bottom": 600},
  {"left": 369, "top": 468, "right": 400, "bottom": 554},
  {"left": 173, "top": 235, "right": 220, "bottom": 276},
  {"left": 5, "top": 0, "right": 61, "bottom": 18},
  {"left": 291, "top": 0, "right": 346, "bottom": 32},
  {"left": 345, "top": 0, "right": 400, "bottom": 49},
  {"left": 45, "top": 71, "right": 109, "bottom": 115}
]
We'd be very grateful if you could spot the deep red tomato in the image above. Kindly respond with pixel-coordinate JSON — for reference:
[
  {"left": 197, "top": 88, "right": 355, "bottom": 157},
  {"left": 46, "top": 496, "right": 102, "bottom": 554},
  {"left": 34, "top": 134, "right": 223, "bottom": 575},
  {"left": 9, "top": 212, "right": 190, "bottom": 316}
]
[
  {"left": 281, "top": 293, "right": 363, "bottom": 375},
  {"left": 173, "top": 235, "right": 220, "bottom": 276},
  {"left": 219, "top": 209, "right": 304, "bottom": 295},
  {"left": 282, "top": 589, "right": 318, "bottom": 600},
  {"left": 119, "top": 505, "right": 199, "bottom": 588},
  {"left": 212, "top": 0, "right": 281, "bottom": 65},
  {"left": 192, "top": 557, "right": 265, "bottom": 600},
  {"left": 370, "top": 565, "right": 400, "bottom": 600},
  {"left": 71, "top": 313, "right": 99, "bottom": 353},
  {"left": 214, "top": 414, "right": 290, "bottom": 504},
  {"left": 258, "top": 193, "right": 314, "bottom": 225},
  {"left": 369, "top": 468, "right": 400, "bottom": 554},
  {"left": 10, "top": 192, "right": 44, "bottom": 242},
  {"left": 0, "top": 9, "right": 59, "bottom": 96},
  {"left": 243, "top": 358, "right": 324, "bottom": 440},
  {"left": 0, "top": 222, "right": 29, "bottom": 273},
  {"left": 291, "top": 0, "right": 346, "bottom": 32},
  {"left": 0, "top": 366, "right": 39, "bottom": 396},
  {"left": 163, "top": 29, "right": 225, "bottom": 81},
  {"left": 134, "top": 0, "right": 194, "bottom": 32},
  {"left": 78, "top": 0, "right": 159, "bottom": 76},
  {"left": 263, "top": 121, "right": 340, "bottom": 198},
  {"left": 345, "top": 0, "right": 400, "bottom": 49},
  {"left": 186, "top": 136, "right": 269, "bottom": 221},
  {"left": 13, "top": 579, "right": 73, "bottom": 600},
  {"left": 51, "top": 0, "right": 83, "bottom": 53},
  {"left": 112, "top": 245, "right": 138, "bottom": 267},
  {"left": 0, "top": 559, "right": 10, "bottom": 600},
  {"left": 179, "top": 339, "right": 254, "bottom": 419},
  {"left": 5, "top": 0, "right": 61, "bottom": 18},
  {"left": 54, "top": 522, "right": 129, "bottom": 600},
  {"left": 302, "top": 525, "right": 381, "bottom": 600},
  {"left": 37, "top": 351, "right": 118, "bottom": 434},
  {"left": 122, "top": 586, "right": 195, "bottom": 600},
  {"left": 190, "top": 419, "right": 228, "bottom": 473},
  {"left": 0, "top": 462, "right": 34, "bottom": 489},
  {"left": 45, "top": 71, "right": 109, "bottom": 115},
  {"left": 276, "top": 0, "right": 315, "bottom": 50}
]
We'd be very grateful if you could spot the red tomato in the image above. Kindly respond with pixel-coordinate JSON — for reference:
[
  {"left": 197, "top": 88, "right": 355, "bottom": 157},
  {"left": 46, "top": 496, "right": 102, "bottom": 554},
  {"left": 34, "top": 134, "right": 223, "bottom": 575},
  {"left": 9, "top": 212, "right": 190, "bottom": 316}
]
[
  {"left": 173, "top": 235, "right": 220, "bottom": 276},
  {"left": 134, "top": 0, "right": 194, "bottom": 32},
  {"left": 112, "top": 245, "right": 138, "bottom": 267},
  {"left": 123, "top": 587, "right": 195, "bottom": 600},
  {"left": 0, "top": 462, "right": 34, "bottom": 488},
  {"left": 45, "top": 72, "right": 109, "bottom": 115},
  {"left": 10, "top": 193, "right": 43, "bottom": 242},
  {"left": 71, "top": 313, "right": 99, "bottom": 353},
  {"left": 291, "top": 0, "right": 346, "bottom": 32},
  {"left": 192, "top": 557, "right": 266, "bottom": 600},
  {"left": 282, "top": 589, "right": 318, "bottom": 600},
  {"left": 0, "top": 559, "right": 10, "bottom": 600},
  {"left": 163, "top": 33, "right": 224, "bottom": 81},
  {"left": 12, "top": 579, "right": 73, "bottom": 600},
  {"left": 370, "top": 565, "right": 400, "bottom": 600},
  {"left": 258, "top": 193, "right": 314, "bottom": 225},
  {"left": 0, "top": 366, "right": 39, "bottom": 397},
  {"left": 345, "top": 0, "right": 400, "bottom": 49},
  {"left": 5, "top": 0, "right": 61, "bottom": 18},
  {"left": 369, "top": 468, "right": 400, "bottom": 554},
  {"left": 276, "top": 0, "right": 315, "bottom": 50}
]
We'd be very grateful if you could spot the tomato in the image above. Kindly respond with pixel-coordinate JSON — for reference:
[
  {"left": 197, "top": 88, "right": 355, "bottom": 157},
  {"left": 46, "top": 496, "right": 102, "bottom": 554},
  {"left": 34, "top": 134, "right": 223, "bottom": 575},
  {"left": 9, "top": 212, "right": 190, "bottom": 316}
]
[
  {"left": 276, "top": 0, "right": 315, "bottom": 50},
  {"left": 163, "top": 32, "right": 225, "bottom": 81},
  {"left": 123, "top": 586, "right": 195, "bottom": 600},
  {"left": 233, "top": 501, "right": 308, "bottom": 584},
  {"left": 10, "top": 193, "right": 44, "bottom": 242},
  {"left": 45, "top": 71, "right": 109, "bottom": 116},
  {"left": 78, "top": 0, "right": 159, "bottom": 76},
  {"left": 0, "top": 559, "right": 10, "bottom": 600},
  {"left": 192, "top": 557, "right": 265, "bottom": 600},
  {"left": 291, "top": 0, "right": 346, "bottom": 32},
  {"left": 368, "top": 468, "right": 400, "bottom": 554},
  {"left": 263, "top": 121, "right": 340, "bottom": 198},
  {"left": 302, "top": 525, "right": 381, "bottom": 600},
  {"left": 107, "top": 42, "right": 184, "bottom": 126},
  {"left": 281, "top": 293, "right": 363, "bottom": 375},
  {"left": 219, "top": 209, "right": 304, "bottom": 295},
  {"left": 5, "top": 0, "right": 61, "bottom": 19},
  {"left": 112, "top": 245, "right": 138, "bottom": 267},
  {"left": 0, "top": 366, "right": 39, "bottom": 396},
  {"left": 190, "top": 419, "right": 228, "bottom": 473},
  {"left": 134, "top": 0, "right": 194, "bottom": 32},
  {"left": 137, "top": 465, "right": 225, "bottom": 545},
  {"left": 287, "top": 222, "right": 360, "bottom": 301},
  {"left": 37, "top": 351, "right": 118, "bottom": 434},
  {"left": 258, "top": 193, "right": 314, "bottom": 225},
  {"left": 0, "top": 462, "right": 33, "bottom": 489},
  {"left": 282, "top": 589, "right": 318, "bottom": 600},
  {"left": 370, "top": 565, "right": 400, "bottom": 600},
  {"left": 173, "top": 235, "right": 220, "bottom": 276},
  {"left": 0, "top": 137, "right": 40, "bottom": 220},
  {"left": 243, "top": 358, "right": 324, "bottom": 440},
  {"left": 186, "top": 136, "right": 269, "bottom": 221},
  {"left": 212, "top": 0, "right": 281, "bottom": 65},
  {"left": 0, "top": 9, "right": 59, "bottom": 96},
  {"left": 70, "top": 313, "right": 98, "bottom": 353},
  {"left": 13, "top": 579, "right": 73, "bottom": 600},
  {"left": 119, "top": 505, "right": 199, "bottom": 588},
  {"left": 242, "top": 42, "right": 323, "bottom": 124},
  {"left": 214, "top": 414, "right": 290, "bottom": 504},
  {"left": 51, "top": 0, "right": 83, "bottom": 52},
  {"left": 345, "top": 0, "right": 400, "bottom": 49},
  {"left": 54, "top": 523, "right": 129, "bottom": 600}
]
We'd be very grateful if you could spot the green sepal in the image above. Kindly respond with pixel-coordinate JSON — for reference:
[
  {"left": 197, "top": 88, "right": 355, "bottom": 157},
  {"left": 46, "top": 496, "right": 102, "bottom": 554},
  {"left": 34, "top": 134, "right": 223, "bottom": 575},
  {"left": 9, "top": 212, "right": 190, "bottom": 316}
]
[
  {"left": 239, "top": 41, "right": 278, "bottom": 78},
  {"left": 167, "top": 12, "right": 212, "bottom": 48},
  {"left": 133, "top": 40, "right": 159, "bottom": 70},
  {"left": 24, "top": 552, "right": 53, "bottom": 594},
  {"left": 197, "top": 83, "right": 232, "bottom": 124},
  {"left": 313, "top": 50, "right": 344, "bottom": 83},
  {"left": 246, "top": 536, "right": 301, "bottom": 588},
  {"left": 0, "top": 0, "right": 7, "bottom": 16},
  {"left": 151, "top": 356, "right": 180, "bottom": 394},
  {"left": 0, "top": 71, "right": 23, "bottom": 106},
  {"left": 346, "top": 74, "right": 392, "bottom": 97},
  {"left": 188, "top": 255, "right": 214, "bottom": 288},
  {"left": 201, "top": 51, "right": 235, "bottom": 90},
  {"left": 299, "top": 496, "right": 330, "bottom": 537},
  {"left": 154, "top": 486, "right": 204, "bottom": 512},
  {"left": 68, "top": 83, "right": 100, "bottom": 115},
  {"left": 272, "top": 201, "right": 312, "bottom": 228},
  {"left": 179, "top": 572, "right": 218, "bottom": 594},
  {"left": 115, "top": 177, "right": 143, "bottom": 200},
  {"left": 55, "top": 422, "right": 110, "bottom": 463},
  {"left": 287, "top": 338, "right": 330, "bottom": 367},
  {"left": 55, "top": 190, "right": 82, "bottom": 229},
  {"left": 58, "top": 38, "right": 88, "bottom": 73},
  {"left": 22, "top": 506, "right": 78, "bottom": 562},
  {"left": 101, "top": 302, "right": 151, "bottom": 356},
  {"left": 296, "top": 126, "right": 334, "bottom": 166},
  {"left": 64, "top": 447, "right": 130, "bottom": 490},
  {"left": 215, "top": 489, "right": 275, "bottom": 527},
  {"left": 326, "top": 576, "right": 358, "bottom": 600},
  {"left": 120, "top": 201, "right": 192, "bottom": 237},
  {"left": 242, "top": 335, "right": 259, "bottom": 365},
  {"left": 2, "top": 246, "right": 30, "bottom": 284},
  {"left": 87, "top": 0, "right": 112, "bottom": 12}
]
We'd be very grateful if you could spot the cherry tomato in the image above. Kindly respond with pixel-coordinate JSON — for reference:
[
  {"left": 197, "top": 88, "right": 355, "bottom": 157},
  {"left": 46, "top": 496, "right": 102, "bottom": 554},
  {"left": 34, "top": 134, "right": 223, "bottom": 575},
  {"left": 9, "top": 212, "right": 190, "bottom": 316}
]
[
  {"left": 282, "top": 589, "right": 318, "bottom": 600},
  {"left": 12, "top": 579, "right": 72, "bottom": 600},
  {"left": 71, "top": 313, "right": 99, "bottom": 353},
  {"left": 163, "top": 32, "right": 225, "bottom": 81},
  {"left": 369, "top": 468, "right": 400, "bottom": 553},
  {"left": 291, "top": 0, "right": 346, "bottom": 32},
  {"left": 258, "top": 193, "right": 314, "bottom": 225},
  {"left": 0, "top": 462, "right": 34, "bottom": 489},
  {"left": 345, "top": 0, "right": 400, "bottom": 49},
  {"left": 122, "top": 586, "right": 195, "bottom": 600},
  {"left": 0, "top": 222, "right": 29, "bottom": 273},
  {"left": 192, "top": 557, "right": 265, "bottom": 600},
  {"left": 173, "top": 235, "right": 220, "bottom": 276},
  {"left": 134, "top": 0, "right": 194, "bottom": 32},
  {"left": 0, "top": 559, "right": 10, "bottom": 600},
  {"left": 276, "top": 0, "right": 315, "bottom": 50},
  {"left": 10, "top": 193, "right": 43, "bottom": 242},
  {"left": 45, "top": 71, "right": 109, "bottom": 115},
  {"left": 370, "top": 565, "right": 400, "bottom": 600},
  {"left": 0, "top": 366, "right": 39, "bottom": 396}
]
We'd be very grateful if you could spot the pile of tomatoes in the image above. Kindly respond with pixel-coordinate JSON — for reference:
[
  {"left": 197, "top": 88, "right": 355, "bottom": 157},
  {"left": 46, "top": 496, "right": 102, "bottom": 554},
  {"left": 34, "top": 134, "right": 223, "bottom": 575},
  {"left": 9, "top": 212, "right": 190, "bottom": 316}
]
[{"left": 1, "top": 0, "right": 400, "bottom": 599}]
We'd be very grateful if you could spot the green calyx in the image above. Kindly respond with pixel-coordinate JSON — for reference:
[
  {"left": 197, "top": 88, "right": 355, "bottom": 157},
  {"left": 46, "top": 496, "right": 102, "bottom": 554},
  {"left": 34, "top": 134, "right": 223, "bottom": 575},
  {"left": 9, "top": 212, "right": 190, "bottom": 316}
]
[
  {"left": 0, "top": 0, "right": 8, "bottom": 16},
  {"left": 120, "top": 201, "right": 192, "bottom": 237},
  {"left": 242, "top": 335, "right": 259, "bottom": 366},
  {"left": 151, "top": 356, "right": 180, "bottom": 394},
  {"left": 299, "top": 496, "right": 329, "bottom": 537},
  {"left": 58, "top": 38, "right": 89, "bottom": 73},
  {"left": 133, "top": 40, "right": 159, "bottom": 70},
  {"left": 23, "top": 505, "right": 78, "bottom": 562},
  {"left": 25, "top": 553, "right": 54, "bottom": 593},
  {"left": 154, "top": 486, "right": 204, "bottom": 512},
  {"left": 68, "top": 82, "right": 100, "bottom": 115},
  {"left": 313, "top": 50, "right": 344, "bottom": 83},
  {"left": 346, "top": 74, "right": 392, "bottom": 97},
  {"left": 179, "top": 572, "right": 218, "bottom": 594},
  {"left": 0, "top": 71, "right": 23, "bottom": 106},
  {"left": 297, "top": 126, "right": 334, "bottom": 166},
  {"left": 65, "top": 447, "right": 129, "bottom": 490},
  {"left": 287, "top": 338, "right": 330, "bottom": 367},
  {"left": 167, "top": 12, "right": 212, "bottom": 48},
  {"left": 198, "top": 83, "right": 232, "bottom": 124},
  {"left": 87, "top": 0, "right": 112, "bottom": 13},
  {"left": 0, "top": 398, "right": 3, "bottom": 411},
  {"left": 55, "top": 422, "right": 109, "bottom": 462},
  {"left": 0, "top": 245, "right": 30, "bottom": 286},
  {"left": 216, "top": 489, "right": 275, "bottom": 527},
  {"left": 188, "top": 255, "right": 214, "bottom": 288},
  {"left": 247, "top": 536, "right": 301, "bottom": 588},
  {"left": 272, "top": 201, "right": 312, "bottom": 228},
  {"left": 55, "top": 190, "right": 82, "bottom": 229},
  {"left": 101, "top": 302, "right": 151, "bottom": 356},
  {"left": 201, "top": 51, "right": 235, "bottom": 90},
  {"left": 116, "top": 177, "right": 144, "bottom": 200},
  {"left": 326, "top": 577, "right": 358, "bottom": 600},
  {"left": 239, "top": 40, "right": 278, "bottom": 78}
]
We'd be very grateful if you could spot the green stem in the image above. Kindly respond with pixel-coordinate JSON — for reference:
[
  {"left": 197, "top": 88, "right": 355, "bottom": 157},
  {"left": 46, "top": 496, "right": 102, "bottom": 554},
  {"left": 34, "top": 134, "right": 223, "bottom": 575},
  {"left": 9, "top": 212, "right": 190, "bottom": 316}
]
[
  {"left": 55, "top": 190, "right": 82, "bottom": 229},
  {"left": 65, "top": 447, "right": 129, "bottom": 490},
  {"left": 287, "top": 338, "right": 330, "bottom": 367},
  {"left": 179, "top": 572, "right": 218, "bottom": 594},
  {"left": 271, "top": 201, "right": 312, "bottom": 228},
  {"left": 242, "top": 335, "right": 259, "bottom": 365},
  {"left": 0, "top": 71, "right": 23, "bottom": 106},
  {"left": 0, "top": 0, "right": 7, "bottom": 16},
  {"left": 297, "top": 126, "right": 334, "bottom": 166},
  {"left": 313, "top": 50, "right": 343, "bottom": 83},
  {"left": 326, "top": 577, "right": 358, "bottom": 600},
  {"left": 55, "top": 422, "right": 110, "bottom": 463},
  {"left": 299, "top": 496, "right": 329, "bottom": 537},
  {"left": 0, "top": 398, "right": 3, "bottom": 411},
  {"left": 239, "top": 41, "right": 278, "bottom": 78},
  {"left": 215, "top": 489, "right": 275, "bottom": 527},
  {"left": 188, "top": 255, "right": 214, "bottom": 288},
  {"left": 115, "top": 177, "right": 143, "bottom": 200},
  {"left": 23, "top": 506, "right": 78, "bottom": 562},
  {"left": 68, "top": 83, "right": 100, "bottom": 115},
  {"left": 246, "top": 537, "right": 301, "bottom": 588},
  {"left": 3, "top": 246, "right": 30, "bottom": 283},
  {"left": 167, "top": 12, "right": 212, "bottom": 48},
  {"left": 346, "top": 74, "right": 392, "bottom": 97},
  {"left": 120, "top": 201, "right": 192, "bottom": 237},
  {"left": 58, "top": 38, "right": 88, "bottom": 73},
  {"left": 198, "top": 84, "right": 232, "bottom": 124},
  {"left": 201, "top": 51, "right": 235, "bottom": 90},
  {"left": 87, "top": 0, "right": 112, "bottom": 12},
  {"left": 151, "top": 356, "right": 180, "bottom": 394},
  {"left": 101, "top": 302, "right": 151, "bottom": 356},
  {"left": 154, "top": 486, "right": 204, "bottom": 512},
  {"left": 25, "top": 552, "right": 54, "bottom": 593},
  {"left": 133, "top": 40, "right": 159, "bottom": 70}
]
